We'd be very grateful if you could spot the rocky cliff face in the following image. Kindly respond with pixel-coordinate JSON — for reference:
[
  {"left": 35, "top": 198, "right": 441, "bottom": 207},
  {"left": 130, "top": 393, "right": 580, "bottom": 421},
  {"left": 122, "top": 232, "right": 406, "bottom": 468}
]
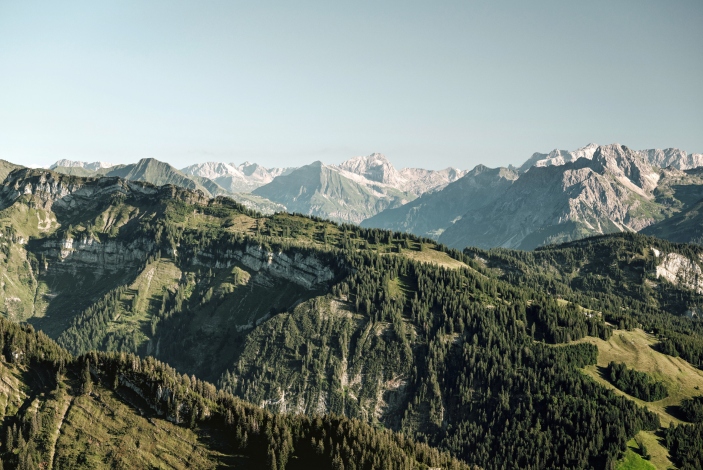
[
  {"left": 335, "top": 153, "right": 467, "bottom": 195},
  {"left": 439, "top": 144, "right": 665, "bottom": 250},
  {"left": 193, "top": 244, "right": 336, "bottom": 290},
  {"left": 654, "top": 250, "right": 703, "bottom": 294},
  {"left": 639, "top": 148, "right": 703, "bottom": 170},
  {"left": 38, "top": 236, "right": 154, "bottom": 274},
  {"left": 590, "top": 144, "right": 660, "bottom": 194}
]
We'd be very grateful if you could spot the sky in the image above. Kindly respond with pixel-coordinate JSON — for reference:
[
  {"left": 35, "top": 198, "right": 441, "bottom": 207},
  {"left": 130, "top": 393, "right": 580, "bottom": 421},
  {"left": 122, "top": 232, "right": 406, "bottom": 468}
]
[{"left": 0, "top": 1, "right": 701, "bottom": 171}]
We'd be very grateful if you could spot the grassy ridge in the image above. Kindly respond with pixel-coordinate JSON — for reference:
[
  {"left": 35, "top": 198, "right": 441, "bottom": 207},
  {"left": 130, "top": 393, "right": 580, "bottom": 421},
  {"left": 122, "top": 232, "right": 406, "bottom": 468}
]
[{"left": 578, "top": 329, "right": 703, "bottom": 426}]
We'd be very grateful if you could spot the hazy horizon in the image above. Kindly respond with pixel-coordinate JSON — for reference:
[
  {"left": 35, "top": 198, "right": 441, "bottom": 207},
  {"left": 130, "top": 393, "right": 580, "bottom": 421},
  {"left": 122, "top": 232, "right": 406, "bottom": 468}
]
[{"left": 1, "top": 1, "right": 701, "bottom": 171}]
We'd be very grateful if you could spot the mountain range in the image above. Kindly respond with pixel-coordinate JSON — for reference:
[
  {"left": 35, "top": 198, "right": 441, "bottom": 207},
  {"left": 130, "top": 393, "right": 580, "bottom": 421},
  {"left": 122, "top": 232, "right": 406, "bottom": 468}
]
[
  {"left": 366, "top": 143, "right": 703, "bottom": 249},
  {"left": 49, "top": 153, "right": 468, "bottom": 225},
  {"left": 45, "top": 143, "right": 703, "bottom": 250},
  {"left": 181, "top": 161, "right": 295, "bottom": 193},
  {"left": 439, "top": 144, "right": 667, "bottom": 249},
  {"left": 1, "top": 163, "right": 703, "bottom": 467}
]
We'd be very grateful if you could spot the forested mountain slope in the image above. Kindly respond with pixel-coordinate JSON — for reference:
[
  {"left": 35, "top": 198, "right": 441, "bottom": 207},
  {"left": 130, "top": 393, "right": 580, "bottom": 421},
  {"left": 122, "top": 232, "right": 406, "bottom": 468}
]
[
  {"left": 0, "top": 318, "right": 466, "bottom": 469},
  {"left": 1, "top": 168, "right": 703, "bottom": 468},
  {"left": 464, "top": 233, "right": 703, "bottom": 367}
]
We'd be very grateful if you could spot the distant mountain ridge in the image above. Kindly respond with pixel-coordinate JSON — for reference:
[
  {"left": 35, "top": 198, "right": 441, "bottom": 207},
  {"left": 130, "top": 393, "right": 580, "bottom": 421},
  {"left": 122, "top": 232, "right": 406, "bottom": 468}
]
[
  {"left": 334, "top": 152, "right": 467, "bottom": 195},
  {"left": 178, "top": 153, "right": 467, "bottom": 223},
  {"left": 439, "top": 144, "right": 672, "bottom": 250},
  {"left": 252, "top": 160, "right": 415, "bottom": 224},
  {"left": 359, "top": 143, "right": 703, "bottom": 250},
  {"left": 181, "top": 161, "right": 295, "bottom": 193},
  {"left": 361, "top": 164, "right": 518, "bottom": 238},
  {"left": 519, "top": 143, "right": 703, "bottom": 172},
  {"left": 51, "top": 157, "right": 285, "bottom": 214},
  {"left": 50, "top": 159, "right": 115, "bottom": 171},
  {"left": 42, "top": 143, "right": 703, "bottom": 249}
]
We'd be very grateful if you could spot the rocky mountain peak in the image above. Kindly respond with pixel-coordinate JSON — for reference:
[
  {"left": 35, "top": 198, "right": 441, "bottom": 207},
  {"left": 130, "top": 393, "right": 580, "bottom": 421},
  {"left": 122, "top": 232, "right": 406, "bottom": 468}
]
[
  {"left": 572, "top": 143, "right": 599, "bottom": 159},
  {"left": 134, "top": 157, "right": 164, "bottom": 169},
  {"left": 182, "top": 162, "right": 241, "bottom": 180},
  {"left": 466, "top": 164, "right": 493, "bottom": 176},
  {"left": 518, "top": 143, "right": 600, "bottom": 172},
  {"left": 638, "top": 147, "right": 703, "bottom": 170},
  {"left": 336, "top": 153, "right": 403, "bottom": 185},
  {"left": 238, "top": 162, "right": 265, "bottom": 177},
  {"left": 589, "top": 144, "right": 659, "bottom": 194}
]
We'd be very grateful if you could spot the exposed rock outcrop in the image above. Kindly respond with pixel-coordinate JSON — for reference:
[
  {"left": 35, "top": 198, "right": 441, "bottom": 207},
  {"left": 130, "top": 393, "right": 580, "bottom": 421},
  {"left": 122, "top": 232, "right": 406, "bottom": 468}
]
[
  {"left": 639, "top": 148, "right": 703, "bottom": 170},
  {"left": 37, "top": 236, "right": 154, "bottom": 274},
  {"left": 654, "top": 251, "right": 703, "bottom": 294},
  {"left": 439, "top": 144, "right": 664, "bottom": 250},
  {"left": 0, "top": 168, "right": 208, "bottom": 214},
  {"left": 193, "top": 244, "right": 336, "bottom": 289}
]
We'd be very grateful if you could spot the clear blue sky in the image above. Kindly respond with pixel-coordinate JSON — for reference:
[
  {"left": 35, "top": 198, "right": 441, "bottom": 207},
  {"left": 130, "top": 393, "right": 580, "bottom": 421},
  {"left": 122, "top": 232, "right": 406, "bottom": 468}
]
[{"left": 1, "top": 1, "right": 701, "bottom": 170}]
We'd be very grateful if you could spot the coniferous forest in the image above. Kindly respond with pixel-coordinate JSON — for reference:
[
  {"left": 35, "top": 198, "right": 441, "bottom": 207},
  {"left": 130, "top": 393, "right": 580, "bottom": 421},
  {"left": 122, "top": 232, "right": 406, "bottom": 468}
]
[{"left": 0, "top": 169, "right": 702, "bottom": 468}]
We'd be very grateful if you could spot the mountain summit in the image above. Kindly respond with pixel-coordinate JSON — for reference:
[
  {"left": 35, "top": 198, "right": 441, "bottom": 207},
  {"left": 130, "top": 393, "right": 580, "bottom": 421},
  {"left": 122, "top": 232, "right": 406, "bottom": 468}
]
[
  {"left": 181, "top": 161, "right": 294, "bottom": 193},
  {"left": 335, "top": 152, "right": 467, "bottom": 195},
  {"left": 439, "top": 144, "right": 666, "bottom": 250},
  {"left": 253, "top": 161, "right": 413, "bottom": 223},
  {"left": 336, "top": 153, "right": 404, "bottom": 185}
]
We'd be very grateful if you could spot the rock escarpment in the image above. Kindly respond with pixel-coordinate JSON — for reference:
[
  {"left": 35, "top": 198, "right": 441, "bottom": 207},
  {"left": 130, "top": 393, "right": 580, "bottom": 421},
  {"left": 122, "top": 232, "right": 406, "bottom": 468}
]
[
  {"left": 193, "top": 244, "right": 337, "bottom": 289},
  {"left": 440, "top": 144, "right": 665, "bottom": 250},
  {"left": 654, "top": 250, "right": 703, "bottom": 294}
]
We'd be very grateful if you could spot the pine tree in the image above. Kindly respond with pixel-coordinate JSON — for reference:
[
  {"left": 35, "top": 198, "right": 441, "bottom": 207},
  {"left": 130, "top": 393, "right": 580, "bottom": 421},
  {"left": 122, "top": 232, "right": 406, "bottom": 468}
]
[
  {"left": 267, "top": 447, "right": 278, "bottom": 470},
  {"left": 5, "top": 425, "right": 14, "bottom": 451},
  {"left": 82, "top": 359, "right": 92, "bottom": 395}
]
